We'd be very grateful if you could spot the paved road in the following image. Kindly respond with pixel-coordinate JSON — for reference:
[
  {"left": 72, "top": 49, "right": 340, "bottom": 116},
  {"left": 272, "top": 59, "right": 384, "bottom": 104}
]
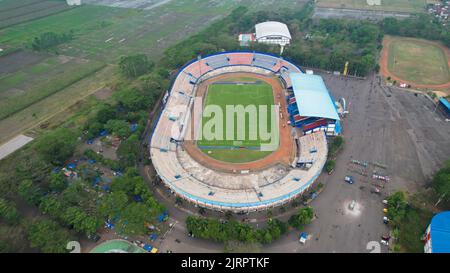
[{"left": 144, "top": 73, "right": 450, "bottom": 253}]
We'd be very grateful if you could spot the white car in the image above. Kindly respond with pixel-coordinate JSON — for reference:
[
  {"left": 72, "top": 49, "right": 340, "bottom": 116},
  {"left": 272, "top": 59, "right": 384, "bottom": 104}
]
[{"left": 349, "top": 200, "right": 356, "bottom": 210}]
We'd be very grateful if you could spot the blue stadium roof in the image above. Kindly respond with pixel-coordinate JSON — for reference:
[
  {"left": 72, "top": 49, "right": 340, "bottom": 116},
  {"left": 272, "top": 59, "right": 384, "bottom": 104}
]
[
  {"left": 290, "top": 73, "right": 340, "bottom": 121},
  {"left": 430, "top": 211, "right": 450, "bottom": 253},
  {"left": 439, "top": 97, "right": 450, "bottom": 111}
]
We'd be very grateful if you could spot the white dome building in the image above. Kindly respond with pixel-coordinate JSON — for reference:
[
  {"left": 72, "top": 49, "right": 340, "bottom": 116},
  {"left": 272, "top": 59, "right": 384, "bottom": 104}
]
[{"left": 255, "top": 21, "right": 292, "bottom": 47}]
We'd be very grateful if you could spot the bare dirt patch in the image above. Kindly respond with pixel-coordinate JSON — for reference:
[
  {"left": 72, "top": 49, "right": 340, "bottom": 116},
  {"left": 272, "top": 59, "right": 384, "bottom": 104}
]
[{"left": 93, "top": 87, "right": 113, "bottom": 100}]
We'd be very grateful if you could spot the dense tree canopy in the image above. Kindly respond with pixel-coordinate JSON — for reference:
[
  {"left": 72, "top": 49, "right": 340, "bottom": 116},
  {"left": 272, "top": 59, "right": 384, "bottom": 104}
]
[
  {"left": 119, "top": 54, "right": 154, "bottom": 78},
  {"left": 288, "top": 206, "right": 314, "bottom": 230},
  {"left": 31, "top": 31, "right": 74, "bottom": 51},
  {"left": 432, "top": 160, "right": 450, "bottom": 202},
  {"left": 26, "top": 220, "right": 72, "bottom": 253},
  {"left": 34, "top": 128, "right": 78, "bottom": 165}
]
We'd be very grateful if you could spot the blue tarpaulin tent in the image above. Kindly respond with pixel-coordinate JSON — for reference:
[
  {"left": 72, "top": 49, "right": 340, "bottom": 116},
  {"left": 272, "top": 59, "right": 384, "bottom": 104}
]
[
  {"left": 143, "top": 244, "right": 153, "bottom": 251},
  {"left": 130, "top": 123, "right": 138, "bottom": 132},
  {"left": 158, "top": 211, "right": 168, "bottom": 222}
]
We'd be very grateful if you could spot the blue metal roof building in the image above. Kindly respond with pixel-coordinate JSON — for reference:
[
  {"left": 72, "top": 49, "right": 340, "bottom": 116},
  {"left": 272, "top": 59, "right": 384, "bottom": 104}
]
[
  {"left": 286, "top": 73, "right": 340, "bottom": 135},
  {"left": 290, "top": 73, "right": 340, "bottom": 121},
  {"left": 425, "top": 211, "right": 450, "bottom": 253}
]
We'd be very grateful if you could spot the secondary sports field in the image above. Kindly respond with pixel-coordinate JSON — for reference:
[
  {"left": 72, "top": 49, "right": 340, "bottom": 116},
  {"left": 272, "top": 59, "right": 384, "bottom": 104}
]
[
  {"left": 197, "top": 78, "right": 278, "bottom": 163},
  {"left": 380, "top": 36, "right": 450, "bottom": 88},
  {"left": 316, "top": 0, "right": 429, "bottom": 13}
]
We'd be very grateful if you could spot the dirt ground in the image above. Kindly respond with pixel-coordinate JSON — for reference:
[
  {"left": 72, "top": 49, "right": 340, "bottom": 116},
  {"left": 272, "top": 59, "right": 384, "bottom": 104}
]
[
  {"left": 183, "top": 72, "right": 295, "bottom": 172},
  {"left": 380, "top": 36, "right": 450, "bottom": 92}
]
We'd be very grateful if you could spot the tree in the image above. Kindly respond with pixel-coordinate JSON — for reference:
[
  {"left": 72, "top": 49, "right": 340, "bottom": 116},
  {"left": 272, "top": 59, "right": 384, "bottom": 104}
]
[
  {"left": 114, "top": 89, "right": 153, "bottom": 111},
  {"left": 0, "top": 225, "right": 28, "bottom": 253},
  {"left": 104, "top": 119, "right": 131, "bottom": 139},
  {"left": 31, "top": 31, "right": 74, "bottom": 51},
  {"left": 116, "top": 202, "right": 154, "bottom": 236},
  {"left": 18, "top": 180, "right": 42, "bottom": 206},
  {"left": 96, "top": 104, "right": 116, "bottom": 124},
  {"left": 49, "top": 172, "right": 67, "bottom": 192},
  {"left": 39, "top": 195, "right": 63, "bottom": 219},
  {"left": 325, "top": 160, "right": 336, "bottom": 173},
  {"left": 289, "top": 206, "right": 314, "bottom": 229},
  {"left": 432, "top": 160, "right": 450, "bottom": 202},
  {"left": 0, "top": 198, "right": 20, "bottom": 225},
  {"left": 34, "top": 128, "right": 78, "bottom": 164},
  {"left": 117, "top": 134, "right": 140, "bottom": 167},
  {"left": 98, "top": 191, "right": 129, "bottom": 219},
  {"left": 119, "top": 54, "right": 154, "bottom": 78},
  {"left": 62, "top": 206, "right": 100, "bottom": 236},
  {"left": 26, "top": 220, "right": 72, "bottom": 253},
  {"left": 387, "top": 191, "right": 408, "bottom": 223}
]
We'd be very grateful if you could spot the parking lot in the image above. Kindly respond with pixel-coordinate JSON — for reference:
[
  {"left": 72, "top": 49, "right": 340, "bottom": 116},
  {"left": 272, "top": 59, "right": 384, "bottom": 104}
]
[{"left": 266, "top": 73, "right": 450, "bottom": 252}]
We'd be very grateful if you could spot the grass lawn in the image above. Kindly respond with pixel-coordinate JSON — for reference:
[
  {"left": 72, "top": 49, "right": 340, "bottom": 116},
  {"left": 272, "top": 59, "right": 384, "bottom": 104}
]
[
  {"left": 197, "top": 81, "right": 276, "bottom": 148},
  {"left": 387, "top": 37, "right": 450, "bottom": 85},
  {"left": 201, "top": 149, "right": 273, "bottom": 163},
  {"left": 316, "top": 0, "right": 428, "bottom": 13}
]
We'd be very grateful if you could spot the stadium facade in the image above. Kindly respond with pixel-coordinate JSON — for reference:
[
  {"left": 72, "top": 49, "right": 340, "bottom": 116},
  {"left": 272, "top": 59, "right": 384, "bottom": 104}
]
[{"left": 150, "top": 51, "right": 340, "bottom": 212}]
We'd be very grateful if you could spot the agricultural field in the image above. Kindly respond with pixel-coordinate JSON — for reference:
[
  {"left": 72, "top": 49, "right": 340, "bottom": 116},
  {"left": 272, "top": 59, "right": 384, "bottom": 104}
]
[
  {"left": 0, "top": 0, "right": 72, "bottom": 29},
  {"left": 0, "top": 54, "right": 105, "bottom": 120},
  {"left": 0, "top": 65, "right": 116, "bottom": 144},
  {"left": 0, "top": 0, "right": 303, "bottom": 147},
  {"left": 381, "top": 36, "right": 450, "bottom": 87},
  {"left": 0, "top": 0, "right": 306, "bottom": 62},
  {"left": 315, "top": 0, "right": 431, "bottom": 13}
]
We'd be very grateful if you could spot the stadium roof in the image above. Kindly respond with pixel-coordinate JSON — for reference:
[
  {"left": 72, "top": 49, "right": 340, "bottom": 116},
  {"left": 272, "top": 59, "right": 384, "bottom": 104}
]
[
  {"left": 290, "top": 73, "right": 340, "bottom": 121},
  {"left": 430, "top": 211, "right": 450, "bottom": 253},
  {"left": 255, "top": 21, "right": 291, "bottom": 40}
]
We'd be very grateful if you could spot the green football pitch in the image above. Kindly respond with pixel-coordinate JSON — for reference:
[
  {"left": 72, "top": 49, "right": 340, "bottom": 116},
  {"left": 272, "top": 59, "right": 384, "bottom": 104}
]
[{"left": 197, "top": 80, "right": 278, "bottom": 163}]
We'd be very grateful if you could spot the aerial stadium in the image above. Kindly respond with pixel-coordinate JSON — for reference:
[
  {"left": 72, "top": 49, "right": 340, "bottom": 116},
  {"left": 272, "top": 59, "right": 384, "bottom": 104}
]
[{"left": 150, "top": 51, "right": 342, "bottom": 212}]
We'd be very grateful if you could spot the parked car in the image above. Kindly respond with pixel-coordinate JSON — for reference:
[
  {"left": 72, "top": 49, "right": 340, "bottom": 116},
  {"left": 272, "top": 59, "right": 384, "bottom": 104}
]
[
  {"left": 371, "top": 187, "right": 381, "bottom": 195},
  {"left": 299, "top": 232, "right": 308, "bottom": 244},
  {"left": 349, "top": 200, "right": 356, "bottom": 210},
  {"left": 344, "top": 176, "right": 354, "bottom": 184},
  {"left": 87, "top": 234, "right": 101, "bottom": 242}
]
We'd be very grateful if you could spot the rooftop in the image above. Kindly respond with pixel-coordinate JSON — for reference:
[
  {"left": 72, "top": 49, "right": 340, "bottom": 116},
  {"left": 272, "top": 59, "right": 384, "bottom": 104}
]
[
  {"left": 255, "top": 21, "right": 291, "bottom": 40},
  {"left": 430, "top": 211, "right": 450, "bottom": 253},
  {"left": 290, "top": 73, "right": 340, "bottom": 121}
]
